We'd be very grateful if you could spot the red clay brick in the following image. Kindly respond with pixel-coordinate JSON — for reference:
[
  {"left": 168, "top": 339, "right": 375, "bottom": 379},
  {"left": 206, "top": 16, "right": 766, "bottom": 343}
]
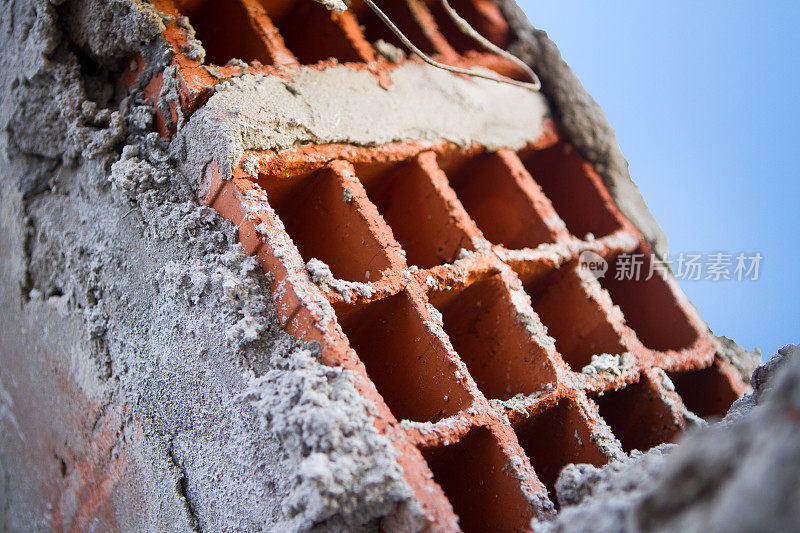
[
  {"left": 429, "top": 273, "right": 558, "bottom": 401},
  {"left": 514, "top": 397, "right": 609, "bottom": 500},
  {"left": 593, "top": 373, "right": 683, "bottom": 453},
  {"left": 198, "top": 133, "right": 750, "bottom": 529}
]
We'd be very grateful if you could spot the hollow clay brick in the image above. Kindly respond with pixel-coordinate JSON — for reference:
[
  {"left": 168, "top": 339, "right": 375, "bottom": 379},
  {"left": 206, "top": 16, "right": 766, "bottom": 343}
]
[{"left": 139, "top": 1, "right": 751, "bottom": 529}]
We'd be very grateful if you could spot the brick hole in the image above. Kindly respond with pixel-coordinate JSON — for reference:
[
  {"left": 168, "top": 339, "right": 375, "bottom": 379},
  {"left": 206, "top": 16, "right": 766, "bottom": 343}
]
[
  {"left": 514, "top": 399, "right": 608, "bottom": 502},
  {"left": 359, "top": 155, "right": 474, "bottom": 268},
  {"left": 424, "top": 0, "right": 509, "bottom": 53},
  {"left": 522, "top": 267, "right": 625, "bottom": 371},
  {"left": 428, "top": 276, "right": 556, "bottom": 400},
  {"left": 259, "top": 166, "right": 392, "bottom": 282},
  {"left": 172, "top": 0, "right": 209, "bottom": 10},
  {"left": 593, "top": 380, "right": 679, "bottom": 453},
  {"left": 421, "top": 426, "right": 534, "bottom": 532},
  {"left": 520, "top": 144, "right": 622, "bottom": 240},
  {"left": 349, "top": 0, "right": 438, "bottom": 56},
  {"left": 182, "top": 0, "right": 274, "bottom": 65},
  {"left": 600, "top": 252, "right": 698, "bottom": 352},
  {"left": 261, "top": 0, "right": 365, "bottom": 63},
  {"left": 255, "top": 0, "right": 295, "bottom": 20},
  {"left": 669, "top": 364, "right": 739, "bottom": 420},
  {"left": 441, "top": 152, "right": 556, "bottom": 250},
  {"left": 335, "top": 291, "right": 472, "bottom": 422}
]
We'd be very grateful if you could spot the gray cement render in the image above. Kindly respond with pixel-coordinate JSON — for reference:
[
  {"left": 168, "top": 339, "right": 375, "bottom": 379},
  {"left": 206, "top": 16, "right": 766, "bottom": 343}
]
[
  {"left": 0, "top": 0, "right": 422, "bottom": 530},
  {"left": 176, "top": 61, "right": 549, "bottom": 186}
]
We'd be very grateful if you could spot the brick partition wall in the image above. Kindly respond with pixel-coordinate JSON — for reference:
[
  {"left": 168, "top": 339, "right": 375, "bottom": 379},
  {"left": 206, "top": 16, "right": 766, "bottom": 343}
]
[
  {"left": 199, "top": 133, "right": 747, "bottom": 531},
  {"left": 131, "top": 0, "right": 749, "bottom": 530}
]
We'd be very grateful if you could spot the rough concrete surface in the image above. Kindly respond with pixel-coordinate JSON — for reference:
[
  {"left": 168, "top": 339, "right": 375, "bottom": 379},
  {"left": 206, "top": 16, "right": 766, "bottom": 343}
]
[
  {"left": 714, "top": 334, "right": 762, "bottom": 386},
  {"left": 0, "top": 1, "right": 419, "bottom": 530},
  {"left": 0, "top": 0, "right": 795, "bottom": 532},
  {"left": 177, "top": 61, "right": 549, "bottom": 185}
]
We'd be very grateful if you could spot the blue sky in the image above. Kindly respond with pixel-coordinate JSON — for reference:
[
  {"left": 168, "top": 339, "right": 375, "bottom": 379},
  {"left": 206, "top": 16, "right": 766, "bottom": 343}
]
[{"left": 519, "top": 1, "right": 799, "bottom": 360}]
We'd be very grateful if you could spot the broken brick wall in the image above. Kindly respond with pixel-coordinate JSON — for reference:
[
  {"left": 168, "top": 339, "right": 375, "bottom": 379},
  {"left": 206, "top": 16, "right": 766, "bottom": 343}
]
[{"left": 0, "top": 0, "right": 754, "bottom": 531}]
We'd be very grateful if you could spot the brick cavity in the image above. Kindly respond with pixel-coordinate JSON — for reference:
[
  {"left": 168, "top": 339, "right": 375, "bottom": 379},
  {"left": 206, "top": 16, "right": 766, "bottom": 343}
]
[
  {"left": 593, "top": 378, "right": 680, "bottom": 453},
  {"left": 349, "top": 0, "right": 440, "bottom": 56},
  {"left": 513, "top": 399, "right": 608, "bottom": 500},
  {"left": 522, "top": 265, "right": 625, "bottom": 371},
  {"left": 181, "top": 0, "right": 279, "bottom": 66},
  {"left": 358, "top": 152, "right": 476, "bottom": 269},
  {"left": 256, "top": 162, "right": 392, "bottom": 282},
  {"left": 440, "top": 150, "right": 558, "bottom": 250},
  {"left": 421, "top": 426, "right": 535, "bottom": 532},
  {"left": 428, "top": 276, "right": 557, "bottom": 400},
  {"left": 335, "top": 291, "right": 472, "bottom": 423},
  {"left": 601, "top": 251, "right": 699, "bottom": 352},
  {"left": 424, "top": 0, "right": 510, "bottom": 53},
  {"left": 520, "top": 143, "right": 624, "bottom": 240},
  {"left": 669, "top": 362, "right": 741, "bottom": 420},
  {"left": 261, "top": 0, "right": 372, "bottom": 63}
]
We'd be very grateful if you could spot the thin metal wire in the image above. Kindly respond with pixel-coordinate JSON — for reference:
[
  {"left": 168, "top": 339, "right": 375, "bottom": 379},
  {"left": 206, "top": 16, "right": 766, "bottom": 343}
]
[
  {"left": 438, "top": 0, "right": 540, "bottom": 90},
  {"left": 360, "top": 0, "right": 540, "bottom": 91}
]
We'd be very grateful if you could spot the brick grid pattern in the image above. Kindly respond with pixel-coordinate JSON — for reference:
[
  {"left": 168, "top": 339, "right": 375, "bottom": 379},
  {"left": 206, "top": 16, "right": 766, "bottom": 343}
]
[
  {"left": 142, "top": 1, "right": 749, "bottom": 530},
  {"left": 201, "top": 134, "right": 746, "bottom": 531}
]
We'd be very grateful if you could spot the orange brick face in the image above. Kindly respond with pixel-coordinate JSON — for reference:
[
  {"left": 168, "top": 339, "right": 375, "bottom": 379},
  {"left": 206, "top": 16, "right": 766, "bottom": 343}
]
[
  {"left": 200, "top": 136, "right": 748, "bottom": 530},
  {"left": 139, "top": 1, "right": 750, "bottom": 530}
]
